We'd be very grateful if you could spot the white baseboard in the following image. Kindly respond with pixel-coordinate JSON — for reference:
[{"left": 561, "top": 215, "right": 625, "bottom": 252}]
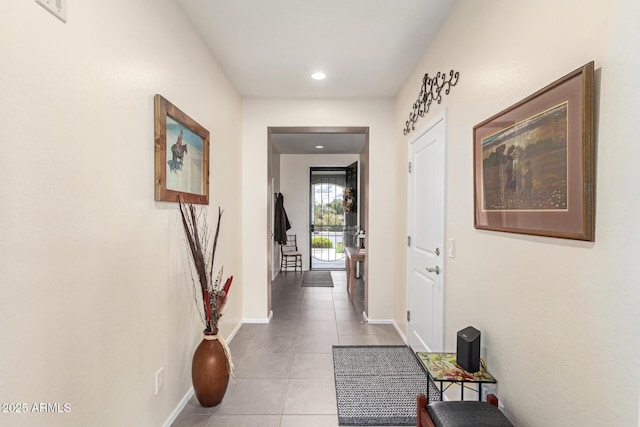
[
  {"left": 162, "top": 386, "right": 194, "bottom": 427},
  {"left": 365, "top": 317, "right": 393, "bottom": 324},
  {"left": 243, "top": 311, "right": 272, "bottom": 324},
  {"left": 226, "top": 320, "right": 243, "bottom": 342},
  {"left": 391, "top": 320, "right": 407, "bottom": 343},
  {"left": 362, "top": 315, "right": 408, "bottom": 345}
]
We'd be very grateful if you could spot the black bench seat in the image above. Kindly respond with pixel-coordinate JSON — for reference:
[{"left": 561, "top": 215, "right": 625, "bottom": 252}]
[{"left": 417, "top": 393, "right": 514, "bottom": 427}]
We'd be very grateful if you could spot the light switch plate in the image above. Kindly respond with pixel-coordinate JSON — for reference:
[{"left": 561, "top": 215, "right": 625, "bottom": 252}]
[
  {"left": 155, "top": 367, "right": 165, "bottom": 395},
  {"left": 36, "top": 0, "right": 67, "bottom": 23}
]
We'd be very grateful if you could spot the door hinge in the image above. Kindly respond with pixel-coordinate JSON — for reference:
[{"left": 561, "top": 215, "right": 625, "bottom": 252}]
[
  {"left": 408, "top": 161, "right": 412, "bottom": 173},
  {"left": 407, "top": 236, "right": 411, "bottom": 247},
  {"left": 407, "top": 310, "right": 411, "bottom": 322}
]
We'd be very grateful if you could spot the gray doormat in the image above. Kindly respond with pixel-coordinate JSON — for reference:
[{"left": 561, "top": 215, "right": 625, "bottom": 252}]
[
  {"left": 332, "top": 345, "right": 439, "bottom": 426},
  {"left": 301, "top": 270, "right": 334, "bottom": 287}
]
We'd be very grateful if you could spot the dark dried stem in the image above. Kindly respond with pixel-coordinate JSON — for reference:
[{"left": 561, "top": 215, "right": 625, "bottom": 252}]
[
  {"left": 179, "top": 200, "right": 209, "bottom": 325},
  {"left": 209, "top": 207, "right": 224, "bottom": 286}
]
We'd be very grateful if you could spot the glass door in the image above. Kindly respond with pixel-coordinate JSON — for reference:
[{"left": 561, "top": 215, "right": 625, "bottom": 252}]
[
  {"left": 310, "top": 168, "right": 347, "bottom": 270},
  {"left": 344, "top": 161, "right": 359, "bottom": 248}
]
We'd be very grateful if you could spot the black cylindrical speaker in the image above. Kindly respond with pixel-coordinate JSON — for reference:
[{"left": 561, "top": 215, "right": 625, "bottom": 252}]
[{"left": 456, "top": 326, "right": 481, "bottom": 373}]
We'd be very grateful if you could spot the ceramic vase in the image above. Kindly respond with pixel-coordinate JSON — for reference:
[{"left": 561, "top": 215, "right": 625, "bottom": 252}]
[{"left": 191, "top": 332, "right": 230, "bottom": 407}]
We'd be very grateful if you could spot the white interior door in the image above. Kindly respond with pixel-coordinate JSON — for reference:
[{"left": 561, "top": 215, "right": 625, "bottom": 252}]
[{"left": 407, "top": 112, "right": 446, "bottom": 353}]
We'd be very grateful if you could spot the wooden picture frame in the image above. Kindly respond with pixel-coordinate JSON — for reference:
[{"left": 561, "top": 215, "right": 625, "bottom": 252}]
[
  {"left": 473, "top": 62, "right": 595, "bottom": 241},
  {"left": 154, "top": 95, "right": 209, "bottom": 204}
]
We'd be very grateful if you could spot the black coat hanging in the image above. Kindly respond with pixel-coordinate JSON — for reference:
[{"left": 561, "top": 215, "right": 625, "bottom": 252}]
[{"left": 274, "top": 192, "right": 291, "bottom": 245}]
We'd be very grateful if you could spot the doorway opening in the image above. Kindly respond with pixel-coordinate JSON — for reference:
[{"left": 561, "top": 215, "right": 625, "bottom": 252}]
[{"left": 267, "top": 127, "right": 370, "bottom": 315}]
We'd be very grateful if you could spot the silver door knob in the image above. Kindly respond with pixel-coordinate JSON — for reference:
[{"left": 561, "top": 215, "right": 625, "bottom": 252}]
[{"left": 425, "top": 266, "right": 440, "bottom": 275}]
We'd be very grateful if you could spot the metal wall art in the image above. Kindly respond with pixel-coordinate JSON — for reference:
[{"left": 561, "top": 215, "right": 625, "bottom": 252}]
[{"left": 403, "top": 70, "right": 460, "bottom": 135}]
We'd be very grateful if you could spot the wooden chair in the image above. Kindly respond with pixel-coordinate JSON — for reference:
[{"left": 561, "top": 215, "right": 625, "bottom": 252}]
[
  {"left": 280, "top": 234, "right": 302, "bottom": 273},
  {"left": 417, "top": 393, "right": 513, "bottom": 427}
]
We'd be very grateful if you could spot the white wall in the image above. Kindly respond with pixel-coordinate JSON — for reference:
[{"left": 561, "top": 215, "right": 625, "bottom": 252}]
[
  {"left": 394, "top": 0, "right": 640, "bottom": 425},
  {"left": 279, "top": 153, "right": 360, "bottom": 271},
  {"left": 242, "top": 99, "right": 395, "bottom": 321},
  {"left": 0, "top": 1, "right": 243, "bottom": 426}
]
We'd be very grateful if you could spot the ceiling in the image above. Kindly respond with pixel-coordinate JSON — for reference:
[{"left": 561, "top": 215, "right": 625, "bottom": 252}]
[
  {"left": 271, "top": 132, "right": 366, "bottom": 155},
  {"left": 175, "top": 0, "right": 456, "bottom": 153},
  {"left": 176, "top": 0, "right": 455, "bottom": 99}
]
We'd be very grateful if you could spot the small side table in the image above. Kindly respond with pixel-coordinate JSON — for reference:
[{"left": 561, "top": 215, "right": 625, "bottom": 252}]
[
  {"left": 344, "top": 247, "right": 365, "bottom": 301},
  {"left": 416, "top": 352, "right": 497, "bottom": 402}
]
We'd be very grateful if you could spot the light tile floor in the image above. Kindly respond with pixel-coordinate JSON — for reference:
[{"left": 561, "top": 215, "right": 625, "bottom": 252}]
[{"left": 172, "top": 271, "right": 406, "bottom": 427}]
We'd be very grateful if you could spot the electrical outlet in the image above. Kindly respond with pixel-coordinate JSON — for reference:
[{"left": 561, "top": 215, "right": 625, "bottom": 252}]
[
  {"left": 155, "top": 367, "right": 165, "bottom": 395},
  {"left": 36, "top": 0, "right": 67, "bottom": 23}
]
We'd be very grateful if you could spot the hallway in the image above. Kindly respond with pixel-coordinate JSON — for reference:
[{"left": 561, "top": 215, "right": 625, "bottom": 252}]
[{"left": 172, "top": 271, "right": 405, "bottom": 426}]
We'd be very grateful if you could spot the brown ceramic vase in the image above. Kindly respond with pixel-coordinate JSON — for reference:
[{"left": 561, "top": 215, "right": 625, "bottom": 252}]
[{"left": 191, "top": 332, "right": 230, "bottom": 407}]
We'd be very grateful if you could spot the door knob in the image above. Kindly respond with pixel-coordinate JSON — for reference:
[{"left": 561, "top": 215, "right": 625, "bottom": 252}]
[{"left": 425, "top": 266, "right": 440, "bottom": 275}]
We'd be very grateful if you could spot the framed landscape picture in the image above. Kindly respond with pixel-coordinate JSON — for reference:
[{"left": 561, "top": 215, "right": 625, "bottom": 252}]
[
  {"left": 473, "top": 62, "right": 595, "bottom": 241},
  {"left": 154, "top": 95, "right": 209, "bottom": 204}
]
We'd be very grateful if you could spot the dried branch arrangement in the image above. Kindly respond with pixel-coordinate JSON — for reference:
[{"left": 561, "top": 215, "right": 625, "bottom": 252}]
[{"left": 179, "top": 200, "right": 233, "bottom": 334}]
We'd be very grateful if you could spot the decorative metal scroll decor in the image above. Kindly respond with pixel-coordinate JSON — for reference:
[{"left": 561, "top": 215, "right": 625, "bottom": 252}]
[{"left": 403, "top": 70, "right": 460, "bottom": 135}]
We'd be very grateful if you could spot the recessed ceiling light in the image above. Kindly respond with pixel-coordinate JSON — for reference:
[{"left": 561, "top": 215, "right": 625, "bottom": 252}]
[
  {"left": 315, "top": 145, "right": 324, "bottom": 149},
  {"left": 311, "top": 72, "right": 327, "bottom": 80}
]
